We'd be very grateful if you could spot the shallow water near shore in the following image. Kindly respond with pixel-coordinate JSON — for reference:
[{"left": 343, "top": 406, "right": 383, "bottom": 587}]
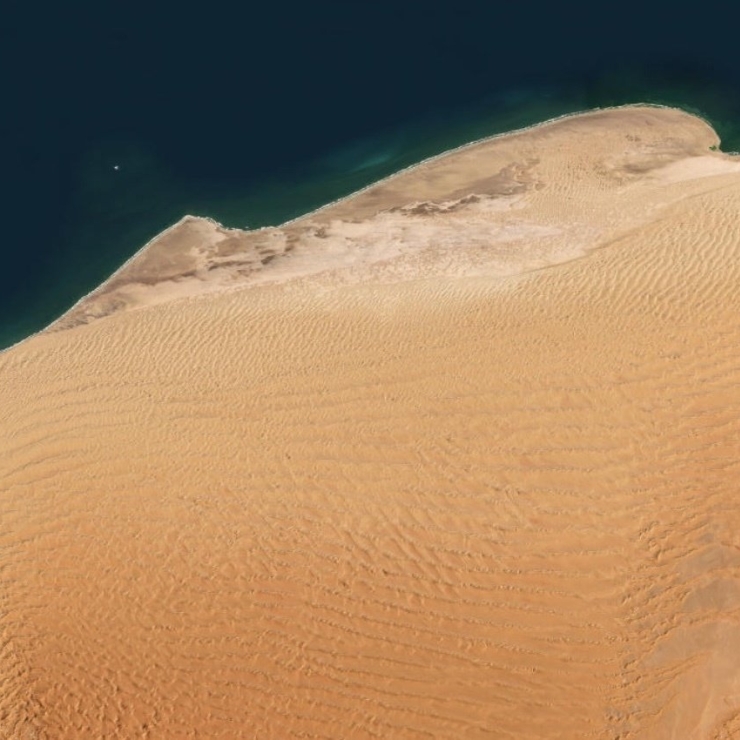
[{"left": 3, "top": 69, "right": 740, "bottom": 351}]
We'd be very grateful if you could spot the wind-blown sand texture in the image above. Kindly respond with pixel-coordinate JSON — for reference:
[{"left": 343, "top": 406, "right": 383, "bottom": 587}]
[{"left": 2, "top": 106, "right": 740, "bottom": 738}]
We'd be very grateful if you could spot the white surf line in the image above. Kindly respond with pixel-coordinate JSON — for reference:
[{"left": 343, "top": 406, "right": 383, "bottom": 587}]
[
  {"left": 0, "top": 102, "right": 719, "bottom": 357},
  {"left": 43, "top": 215, "right": 197, "bottom": 331},
  {"left": 278, "top": 102, "right": 716, "bottom": 227},
  {"left": 0, "top": 215, "right": 195, "bottom": 356}
]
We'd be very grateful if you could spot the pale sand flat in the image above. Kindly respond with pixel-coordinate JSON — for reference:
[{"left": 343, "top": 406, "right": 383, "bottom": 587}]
[
  {"left": 46, "top": 105, "right": 740, "bottom": 333},
  {"left": 1, "top": 106, "right": 740, "bottom": 738}
]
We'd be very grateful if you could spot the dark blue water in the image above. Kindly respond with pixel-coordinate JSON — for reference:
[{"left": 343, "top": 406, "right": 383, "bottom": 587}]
[{"left": 4, "top": 1, "right": 740, "bottom": 349}]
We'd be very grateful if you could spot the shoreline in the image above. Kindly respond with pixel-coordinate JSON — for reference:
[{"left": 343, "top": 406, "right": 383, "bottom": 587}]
[
  {"left": 279, "top": 102, "right": 718, "bottom": 227},
  {"left": 0, "top": 102, "right": 722, "bottom": 358}
]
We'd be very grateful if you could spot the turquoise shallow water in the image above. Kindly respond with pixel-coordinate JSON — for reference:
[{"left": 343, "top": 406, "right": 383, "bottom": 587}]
[{"left": 3, "top": 69, "right": 740, "bottom": 352}]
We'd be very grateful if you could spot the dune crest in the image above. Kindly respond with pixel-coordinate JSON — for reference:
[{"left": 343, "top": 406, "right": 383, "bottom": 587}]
[{"left": 2, "top": 106, "right": 740, "bottom": 738}]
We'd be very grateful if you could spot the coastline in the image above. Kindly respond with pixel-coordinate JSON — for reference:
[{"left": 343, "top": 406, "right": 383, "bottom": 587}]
[
  {"left": 4, "top": 95, "right": 740, "bottom": 736},
  {"left": 280, "top": 102, "right": 719, "bottom": 227},
  {"left": 0, "top": 102, "right": 722, "bottom": 358}
]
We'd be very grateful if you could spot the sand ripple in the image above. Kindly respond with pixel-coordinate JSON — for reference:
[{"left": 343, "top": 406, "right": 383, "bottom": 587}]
[{"left": 2, "top": 106, "right": 740, "bottom": 738}]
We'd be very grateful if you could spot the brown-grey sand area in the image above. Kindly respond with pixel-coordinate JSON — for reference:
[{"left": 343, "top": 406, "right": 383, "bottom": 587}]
[
  {"left": 2, "top": 106, "right": 740, "bottom": 738},
  {"left": 48, "top": 106, "right": 740, "bottom": 332}
]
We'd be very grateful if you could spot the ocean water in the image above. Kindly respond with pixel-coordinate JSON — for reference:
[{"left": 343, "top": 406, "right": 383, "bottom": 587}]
[{"left": 4, "top": 2, "right": 740, "bottom": 350}]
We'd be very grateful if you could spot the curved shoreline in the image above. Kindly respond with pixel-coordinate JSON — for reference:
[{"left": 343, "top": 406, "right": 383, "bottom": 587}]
[
  {"left": 279, "top": 102, "right": 719, "bottom": 227},
  {"left": 0, "top": 102, "right": 721, "bottom": 358}
]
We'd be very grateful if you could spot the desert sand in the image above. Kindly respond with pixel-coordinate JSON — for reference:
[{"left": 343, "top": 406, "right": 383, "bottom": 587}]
[{"left": 2, "top": 105, "right": 740, "bottom": 738}]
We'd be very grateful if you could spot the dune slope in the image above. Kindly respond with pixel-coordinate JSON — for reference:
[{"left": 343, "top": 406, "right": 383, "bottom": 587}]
[{"left": 2, "top": 107, "right": 740, "bottom": 738}]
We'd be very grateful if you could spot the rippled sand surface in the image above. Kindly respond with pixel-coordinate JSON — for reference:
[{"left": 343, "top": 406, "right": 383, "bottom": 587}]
[{"left": 2, "top": 107, "right": 740, "bottom": 738}]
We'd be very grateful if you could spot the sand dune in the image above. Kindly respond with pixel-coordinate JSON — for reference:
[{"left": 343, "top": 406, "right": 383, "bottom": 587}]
[{"left": 2, "top": 106, "right": 740, "bottom": 738}]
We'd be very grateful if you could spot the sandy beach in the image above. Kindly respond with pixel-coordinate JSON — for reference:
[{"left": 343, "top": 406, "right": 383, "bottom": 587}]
[{"left": 2, "top": 105, "right": 740, "bottom": 738}]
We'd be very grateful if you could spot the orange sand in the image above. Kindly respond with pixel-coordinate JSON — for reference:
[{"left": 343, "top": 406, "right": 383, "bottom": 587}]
[{"left": 2, "top": 106, "right": 740, "bottom": 738}]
